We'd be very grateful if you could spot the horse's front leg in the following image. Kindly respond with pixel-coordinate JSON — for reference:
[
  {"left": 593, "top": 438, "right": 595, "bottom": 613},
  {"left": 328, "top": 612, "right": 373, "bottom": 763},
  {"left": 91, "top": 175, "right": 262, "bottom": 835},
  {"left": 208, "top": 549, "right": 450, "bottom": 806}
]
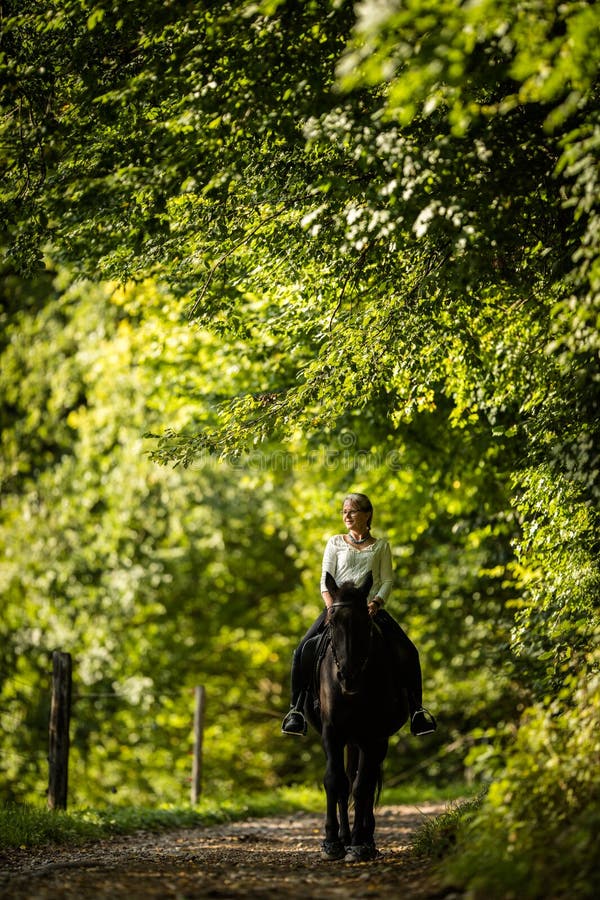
[
  {"left": 321, "top": 727, "right": 348, "bottom": 860},
  {"left": 340, "top": 743, "right": 359, "bottom": 848}
]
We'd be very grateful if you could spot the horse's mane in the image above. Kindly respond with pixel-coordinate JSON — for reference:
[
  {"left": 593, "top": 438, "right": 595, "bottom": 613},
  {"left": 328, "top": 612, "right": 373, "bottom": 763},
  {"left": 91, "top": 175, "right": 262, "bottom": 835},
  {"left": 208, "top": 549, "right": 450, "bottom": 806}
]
[{"left": 331, "top": 580, "right": 370, "bottom": 607}]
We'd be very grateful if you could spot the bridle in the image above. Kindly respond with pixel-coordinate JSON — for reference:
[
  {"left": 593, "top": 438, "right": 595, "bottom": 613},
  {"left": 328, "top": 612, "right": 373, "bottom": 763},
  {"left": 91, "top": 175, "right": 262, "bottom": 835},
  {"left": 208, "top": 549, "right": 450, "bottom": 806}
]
[{"left": 328, "top": 601, "right": 373, "bottom": 685}]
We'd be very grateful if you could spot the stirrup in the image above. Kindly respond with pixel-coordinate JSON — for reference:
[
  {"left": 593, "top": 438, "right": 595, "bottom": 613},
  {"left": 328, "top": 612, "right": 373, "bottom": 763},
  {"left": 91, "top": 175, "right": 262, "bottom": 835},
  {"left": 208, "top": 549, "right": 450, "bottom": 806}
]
[
  {"left": 281, "top": 709, "right": 307, "bottom": 736},
  {"left": 411, "top": 706, "right": 437, "bottom": 736}
]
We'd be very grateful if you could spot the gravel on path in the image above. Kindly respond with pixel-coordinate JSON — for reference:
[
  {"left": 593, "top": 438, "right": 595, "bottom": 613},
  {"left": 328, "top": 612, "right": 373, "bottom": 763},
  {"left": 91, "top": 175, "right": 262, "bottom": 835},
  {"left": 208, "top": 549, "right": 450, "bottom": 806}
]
[{"left": 0, "top": 803, "right": 459, "bottom": 899}]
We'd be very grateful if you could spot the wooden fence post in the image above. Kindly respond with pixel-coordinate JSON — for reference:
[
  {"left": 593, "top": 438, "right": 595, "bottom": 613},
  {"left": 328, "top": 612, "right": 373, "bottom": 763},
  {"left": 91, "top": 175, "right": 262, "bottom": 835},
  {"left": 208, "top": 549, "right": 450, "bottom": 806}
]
[
  {"left": 48, "top": 650, "right": 72, "bottom": 810},
  {"left": 191, "top": 685, "right": 205, "bottom": 804}
]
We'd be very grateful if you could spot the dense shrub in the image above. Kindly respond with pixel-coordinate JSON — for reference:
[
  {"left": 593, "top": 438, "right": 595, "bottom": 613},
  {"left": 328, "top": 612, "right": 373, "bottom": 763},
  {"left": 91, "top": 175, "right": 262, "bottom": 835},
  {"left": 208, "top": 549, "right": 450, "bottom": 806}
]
[{"left": 443, "top": 648, "right": 600, "bottom": 898}]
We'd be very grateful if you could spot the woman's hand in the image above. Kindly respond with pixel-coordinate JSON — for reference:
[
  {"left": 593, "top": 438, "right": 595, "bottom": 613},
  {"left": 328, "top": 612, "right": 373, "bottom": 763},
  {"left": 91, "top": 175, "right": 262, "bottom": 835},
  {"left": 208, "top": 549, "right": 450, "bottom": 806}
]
[{"left": 368, "top": 600, "right": 380, "bottom": 617}]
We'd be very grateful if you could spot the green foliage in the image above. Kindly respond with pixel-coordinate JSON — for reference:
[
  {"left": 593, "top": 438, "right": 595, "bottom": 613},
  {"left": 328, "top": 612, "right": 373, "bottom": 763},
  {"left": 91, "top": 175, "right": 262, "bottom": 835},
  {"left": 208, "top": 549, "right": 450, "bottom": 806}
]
[
  {"left": 410, "top": 793, "right": 485, "bottom": 861},
  {"left": 441, "top": 647, "right": 600, "bottom": 899},
  {"left": 0, "top": 274, "right": 309, "bottom": 804},
  {"left": 1, "top": 2, "right": 599, "bottom": 894},
  {"left": 340, "top": 0, "right": 600, "bottom": 131}
]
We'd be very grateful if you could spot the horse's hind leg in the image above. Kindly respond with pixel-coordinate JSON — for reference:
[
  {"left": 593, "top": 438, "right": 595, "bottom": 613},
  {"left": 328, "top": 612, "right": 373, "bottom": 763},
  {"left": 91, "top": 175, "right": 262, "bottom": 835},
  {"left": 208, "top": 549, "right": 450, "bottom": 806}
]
[
  {"left": 346, "top": 779, "right": 378, "bottom": 860},
  {"left": 347, "top": 741, "right": 387, "bottom": 861},
  {"left": 338, "top": 796, "right": 351, "bottom": 849}
]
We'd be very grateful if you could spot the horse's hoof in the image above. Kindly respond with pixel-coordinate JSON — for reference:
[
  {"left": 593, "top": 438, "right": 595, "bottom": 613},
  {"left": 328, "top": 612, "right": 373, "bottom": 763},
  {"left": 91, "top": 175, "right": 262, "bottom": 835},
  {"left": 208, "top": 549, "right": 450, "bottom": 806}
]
[
  {"left": 344, "top": 843, "right": 379, "bottom": 863},
  {"left": 320, "top": 840, "right": 346, "bottom": 860}
]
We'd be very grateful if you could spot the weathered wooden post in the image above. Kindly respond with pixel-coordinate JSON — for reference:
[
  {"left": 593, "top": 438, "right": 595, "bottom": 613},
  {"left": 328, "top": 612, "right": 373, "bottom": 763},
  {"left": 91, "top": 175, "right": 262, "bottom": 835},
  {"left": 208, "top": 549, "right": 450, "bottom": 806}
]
[
  {"left": 191, "top": 685, "right": 205, "bottom": 804},
  {"left": 48, "top": 650, "right": 72, "bottom": 810}
]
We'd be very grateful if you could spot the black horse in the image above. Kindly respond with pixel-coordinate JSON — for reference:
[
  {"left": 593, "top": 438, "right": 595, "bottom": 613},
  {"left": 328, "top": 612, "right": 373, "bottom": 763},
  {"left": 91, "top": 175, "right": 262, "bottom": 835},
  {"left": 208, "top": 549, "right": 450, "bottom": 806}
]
[{"left": 304, "top": 572, "right": 408, "bottom": 862}]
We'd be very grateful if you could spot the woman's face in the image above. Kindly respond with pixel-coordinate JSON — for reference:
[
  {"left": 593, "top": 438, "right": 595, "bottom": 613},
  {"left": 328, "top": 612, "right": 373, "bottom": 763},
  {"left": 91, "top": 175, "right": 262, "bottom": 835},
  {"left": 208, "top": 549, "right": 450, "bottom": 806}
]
[{"left": 342, "top": 502, "right": 370, "bottom": 531}]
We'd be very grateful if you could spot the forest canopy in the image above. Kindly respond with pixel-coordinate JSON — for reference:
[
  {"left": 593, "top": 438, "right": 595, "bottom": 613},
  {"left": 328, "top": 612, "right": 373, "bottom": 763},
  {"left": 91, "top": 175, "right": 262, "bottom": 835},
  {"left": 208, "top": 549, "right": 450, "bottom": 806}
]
[{"left": 1, "top": 1, "right": 599, "bottom": 895}]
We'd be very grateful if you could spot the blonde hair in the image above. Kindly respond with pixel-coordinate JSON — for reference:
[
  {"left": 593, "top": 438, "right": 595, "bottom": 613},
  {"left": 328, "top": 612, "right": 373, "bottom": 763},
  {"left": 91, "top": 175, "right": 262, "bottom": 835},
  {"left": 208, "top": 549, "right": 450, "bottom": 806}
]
[{"left": 342, "top": 493, "right": 374, "bottom": 528}]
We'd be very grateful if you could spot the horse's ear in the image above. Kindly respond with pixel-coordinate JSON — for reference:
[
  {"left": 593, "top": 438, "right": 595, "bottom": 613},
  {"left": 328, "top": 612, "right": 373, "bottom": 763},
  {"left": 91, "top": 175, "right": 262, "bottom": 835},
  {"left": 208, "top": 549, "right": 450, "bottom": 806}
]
[
  {"left": 360, "top": 572, "right": 373, "bottom": 598},
  {"left": 325, "top": 572, "right": 338, "bottom": 598}
]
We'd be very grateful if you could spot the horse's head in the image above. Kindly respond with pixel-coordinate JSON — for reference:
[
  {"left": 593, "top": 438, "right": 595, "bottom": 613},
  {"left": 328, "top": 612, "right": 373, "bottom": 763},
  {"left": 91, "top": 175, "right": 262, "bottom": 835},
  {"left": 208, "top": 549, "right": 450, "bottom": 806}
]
[{"left": 325, "top": 571, "right": 373, "bottom": 695}]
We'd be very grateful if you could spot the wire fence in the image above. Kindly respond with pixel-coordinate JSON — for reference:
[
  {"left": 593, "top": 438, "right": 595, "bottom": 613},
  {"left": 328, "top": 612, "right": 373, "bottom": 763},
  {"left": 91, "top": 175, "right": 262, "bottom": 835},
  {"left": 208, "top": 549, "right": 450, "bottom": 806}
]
[{"left": 0, "top": 653, "right": 213, "bottom": 809}]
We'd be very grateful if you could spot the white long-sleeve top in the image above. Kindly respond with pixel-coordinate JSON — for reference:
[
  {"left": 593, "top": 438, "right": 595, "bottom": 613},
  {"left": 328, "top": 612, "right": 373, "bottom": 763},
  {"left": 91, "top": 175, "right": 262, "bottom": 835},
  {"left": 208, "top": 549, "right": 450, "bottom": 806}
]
[{"left": 320, "top": 534, "right": 394, "bottom": 605}]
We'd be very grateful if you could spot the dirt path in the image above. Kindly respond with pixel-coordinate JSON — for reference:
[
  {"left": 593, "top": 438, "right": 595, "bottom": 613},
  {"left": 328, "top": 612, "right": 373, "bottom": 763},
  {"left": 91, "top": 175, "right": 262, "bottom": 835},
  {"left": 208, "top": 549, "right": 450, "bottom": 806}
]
[{"left": 0, "top": 803, "right": 456, "bottom": 899}]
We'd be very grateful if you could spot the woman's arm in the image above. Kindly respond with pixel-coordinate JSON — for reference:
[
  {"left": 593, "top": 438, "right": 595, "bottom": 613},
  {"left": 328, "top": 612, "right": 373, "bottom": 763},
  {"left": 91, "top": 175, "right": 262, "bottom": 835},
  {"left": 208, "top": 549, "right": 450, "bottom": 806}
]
[
  {"left": 320, "top": 537, "right": 338, "bottom": 608},
  {"left": 373, "top": 541, "right": 394, "bottom": 605}
]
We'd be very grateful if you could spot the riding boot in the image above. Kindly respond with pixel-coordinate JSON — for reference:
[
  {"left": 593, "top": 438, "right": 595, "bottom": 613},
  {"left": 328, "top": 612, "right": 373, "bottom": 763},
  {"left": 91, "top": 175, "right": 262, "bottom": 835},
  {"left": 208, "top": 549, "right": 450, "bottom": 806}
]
[
  {"left": 281, "top": 641, "right": 308, "bottom": 734},
  {"left": 281, "top": 690, "right": 307, "bottom": 736},
  {"left": 282, "top": 612, "right": 327, "bottom": 736}
]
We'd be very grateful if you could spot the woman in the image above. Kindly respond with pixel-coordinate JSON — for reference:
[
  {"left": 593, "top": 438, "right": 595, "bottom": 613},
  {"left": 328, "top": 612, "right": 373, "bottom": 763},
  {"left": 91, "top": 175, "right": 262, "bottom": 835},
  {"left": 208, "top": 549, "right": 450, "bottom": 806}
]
[{"left": 281, "top": 492, "right": 436, "bottom": 737}]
